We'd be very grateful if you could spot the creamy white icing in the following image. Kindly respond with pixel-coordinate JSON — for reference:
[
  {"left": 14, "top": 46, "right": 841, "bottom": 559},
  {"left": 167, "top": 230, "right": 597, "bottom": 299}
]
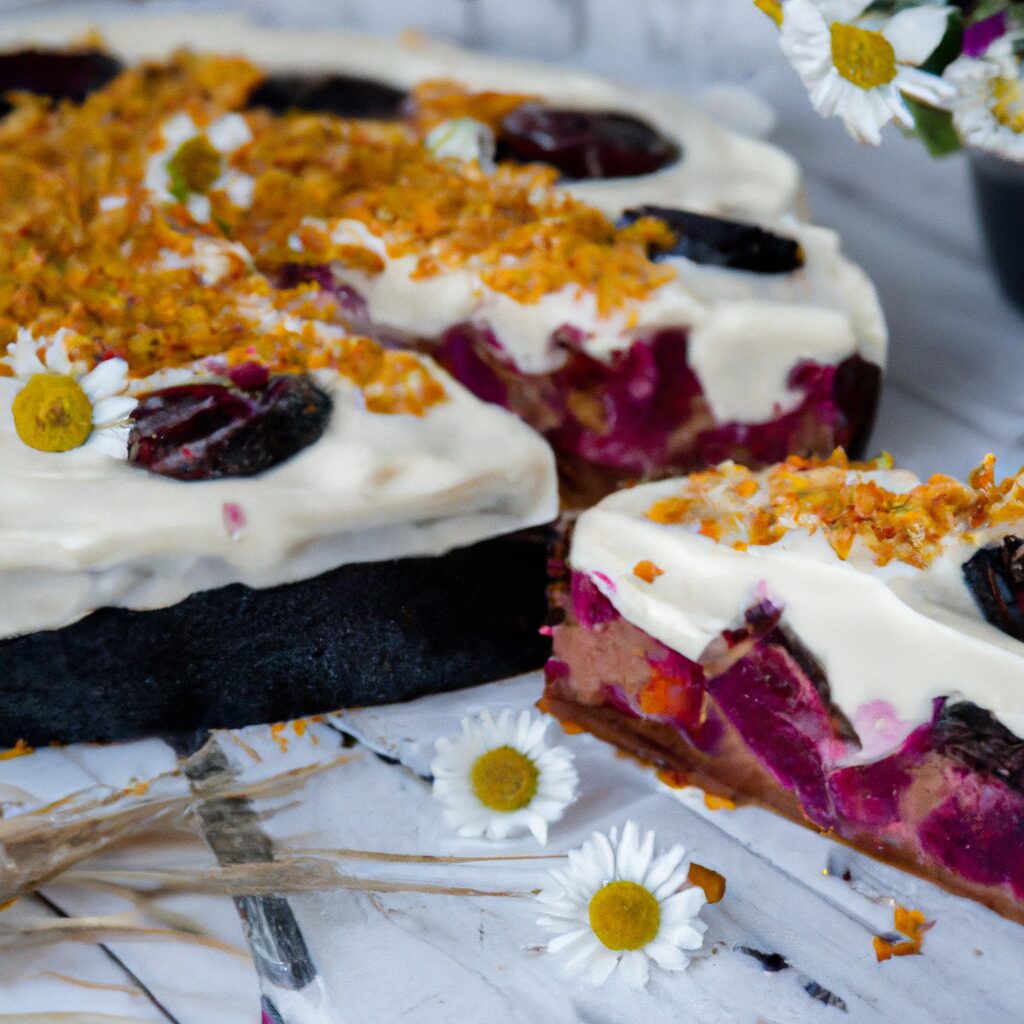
[
  {"left": 0, "top": 364, "right": 557, "bottom": 640},
  {"left": 319, "top": 213, "right": 885, "bottom": 422},
  {"left": 569, "top": 469, "right": 1024, "bottom": 752}
]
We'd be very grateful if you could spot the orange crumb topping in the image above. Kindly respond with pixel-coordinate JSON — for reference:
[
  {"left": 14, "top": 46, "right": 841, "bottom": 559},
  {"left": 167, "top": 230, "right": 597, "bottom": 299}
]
[
  {"left": 123, "top": 780, "right": 150, "bottom": 796},
  {"left": 405, "top": 79, "right": 536, "bottom": 133},
  {"left": 0, "top": 739, "right": 33, "bottom": 761},
  {"left": 633, "top": 559, "right": 664, "bottom": 583},
  {"left": 874, "top": 906, "right": 929, "bottom": 961},
  {"left": 703, "top": 792, "right": 737, "bottom": 812},
  {"left": 0, "top": 52, "right": 676, "bottom": 409},
  {"left": 656, "top": 767, "right": 691, "bottom": 789},
  {"left": 647, "top": 450, "right": 1024, "bottom": 569},
  {"left": 688, "top": 862, "right": 726, "bottom": 903}
]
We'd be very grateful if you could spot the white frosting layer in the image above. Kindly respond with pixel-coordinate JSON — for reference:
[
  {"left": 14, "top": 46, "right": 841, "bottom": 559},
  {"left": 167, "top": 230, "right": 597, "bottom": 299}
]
[
  {"left": 325, "top": 215, "right": 886, "bottom": 423},
  {"left": 0, "top": 366, "right": 557, "bottom": 640},
  {"left": 570, "top": 472, "right": 1024, "bottom": 752}
]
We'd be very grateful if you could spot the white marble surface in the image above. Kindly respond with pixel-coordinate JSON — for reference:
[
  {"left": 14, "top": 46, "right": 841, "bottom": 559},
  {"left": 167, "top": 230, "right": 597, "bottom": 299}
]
[{"left": 2, "top": 1, "right": 1024, "bottom": 1020}]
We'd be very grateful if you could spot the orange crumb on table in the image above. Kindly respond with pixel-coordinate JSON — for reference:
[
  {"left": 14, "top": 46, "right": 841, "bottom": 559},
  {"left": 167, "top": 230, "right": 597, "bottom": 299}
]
[
  {"left": 655, "top": 767, "right": 691, "bottom": 789},
  {"left": 270, "top": 722, "right": 289, "bottom": 753},
  {"left": 0, "top": 739, "right": 33, "bottom": 761},
  {"left": 874, "top": 906, "right": 930, "bottom": 961},
  {"left": 632, "top": 559, "right": 664, "bottom": 584},
  {"left": 703, "top": 792, "right": 736, "bottom": 812},
  {"left": 688, "top": 862, "right": 726, "bottom": 903},
  {"left": 123, "top": 780, "right": 150, "bottom": 797}
]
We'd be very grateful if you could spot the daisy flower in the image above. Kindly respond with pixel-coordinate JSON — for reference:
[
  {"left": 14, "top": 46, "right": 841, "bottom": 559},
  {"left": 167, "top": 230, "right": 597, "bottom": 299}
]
[
  {"left": 425, "top": 117, "right": 497, "bottom": 171},
  {"left": 431, "top": 710, "right": 578, "bottom": 844},
  {"left": 536, "top": 821, "right": 708, "bottom": 988},
  {"left": 779, "top": 0, "right": 955, "bottom": 145},
  {"left": 145, "top": 112, "right": 255, "bottom": 223},
  {"left": 946, "top": 39, "right": 1024, "bottom": 163},
  {"left": 3, "top": 328, "right": 136, "bottom": 457}
]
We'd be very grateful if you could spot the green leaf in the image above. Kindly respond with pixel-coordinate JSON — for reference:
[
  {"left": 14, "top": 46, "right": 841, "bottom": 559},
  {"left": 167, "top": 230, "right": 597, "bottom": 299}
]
[
  {"left": 905, "top": 97, "right": 962, "bottom": 157},
  {"left": 920, "top": 8, "right": 964, "bottom": 76}
]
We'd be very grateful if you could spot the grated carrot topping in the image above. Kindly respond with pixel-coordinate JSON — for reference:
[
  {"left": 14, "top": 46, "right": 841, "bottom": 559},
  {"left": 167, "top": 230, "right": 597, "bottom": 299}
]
[
  {"left": 646, "top": 450, "right": 1024, "bottom": 569},
  {"left": 632, "top": 559, "right": 664, "bottom": 584}
]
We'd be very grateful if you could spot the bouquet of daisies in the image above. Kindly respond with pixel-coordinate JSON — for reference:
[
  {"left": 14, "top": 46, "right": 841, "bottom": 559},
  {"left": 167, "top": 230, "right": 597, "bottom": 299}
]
[{"left": 758, "top": 0, "right": 1024, "bottom": 161}]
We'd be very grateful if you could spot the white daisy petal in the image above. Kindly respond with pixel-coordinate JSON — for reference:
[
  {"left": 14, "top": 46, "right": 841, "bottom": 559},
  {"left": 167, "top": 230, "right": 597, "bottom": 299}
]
[
  {"left": 884, "top": 6, "right": 952, "bottom": 67},
  {"left": 91, "top": 395, "right": 138, "bottom": 426},
  {"left": 646, "top": 940, "right": 690, "bottom": 972},
  {"left": 586, "top": 950, "right": 620, "bottom": 986},
  {"left": 617, "top": 950, "right": 650, "bottom": 989},
  {"left": 81, "top": 358, "right": 131, "bottom": 403},
  {"left": 545, "top": 928, "right": 591, "bottom": 954}
]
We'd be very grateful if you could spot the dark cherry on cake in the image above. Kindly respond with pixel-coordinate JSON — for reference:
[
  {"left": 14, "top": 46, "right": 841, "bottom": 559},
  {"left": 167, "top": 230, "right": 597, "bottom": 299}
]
[
  {"left": 0, "top": 48, "right": 123, "bottom": 116},
  {"left": 496, "top": 105, "right": 681, "bottom": 180}
]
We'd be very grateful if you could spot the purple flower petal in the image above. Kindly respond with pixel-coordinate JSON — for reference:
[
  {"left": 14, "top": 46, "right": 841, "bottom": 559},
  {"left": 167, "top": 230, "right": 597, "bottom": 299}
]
[{"left": 963, "top": 11, "right": 1008, "bottom": 58}]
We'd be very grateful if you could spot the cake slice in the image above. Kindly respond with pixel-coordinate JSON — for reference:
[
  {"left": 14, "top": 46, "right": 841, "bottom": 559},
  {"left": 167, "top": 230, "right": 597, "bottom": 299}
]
[{"left": 544, "top": 452, "right": 1024, "bottom": 923}]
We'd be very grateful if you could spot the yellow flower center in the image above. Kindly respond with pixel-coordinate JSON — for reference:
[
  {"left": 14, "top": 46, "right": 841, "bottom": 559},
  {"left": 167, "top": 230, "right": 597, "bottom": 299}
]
[
  {"left": 12, "top": 373, "right": 93, "bottom": 452},
  {"left": 167, "top": 134, "right": 223, "bottom": 201},
  {"left": 992, "top": 77, "right": 1024, "bottom": 134},
  {"left": 470, "top": 746, "right": 539, "bottom": 812},
  {"left": 754, "top": 0, "right": 783, "bottom": 27},
  {"left": 830, "top": 23, "right": 898, "bottom": 91},
  {"left": 588, "top": 880, "right": 661, "bottom": 951}
]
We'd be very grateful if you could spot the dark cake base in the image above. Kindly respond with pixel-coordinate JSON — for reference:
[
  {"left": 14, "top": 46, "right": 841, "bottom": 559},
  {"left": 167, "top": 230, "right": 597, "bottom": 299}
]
[{"left": 0, "top": 531, "right": 551, "bottom": 746}]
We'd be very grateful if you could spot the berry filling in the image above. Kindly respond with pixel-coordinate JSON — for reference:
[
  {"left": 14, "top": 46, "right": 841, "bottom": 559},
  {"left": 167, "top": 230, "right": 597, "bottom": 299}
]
[
  {"left": 496, "top": 104, "right": 681, "bottom": 180},
  {"left": 619, "top": 206, "right": 805, "bottom": 273},
  {"left": 0, "top": 49, "right": 123, "bottom": 117},
  {"left": 434, "top": 320, "right": 880, "bottom": 495},
  {"left": 246, "top": 73, "right": 406, "bottom": 120},
  {"left": 128, "top": 372, "right": 332, "bottom": 480}
]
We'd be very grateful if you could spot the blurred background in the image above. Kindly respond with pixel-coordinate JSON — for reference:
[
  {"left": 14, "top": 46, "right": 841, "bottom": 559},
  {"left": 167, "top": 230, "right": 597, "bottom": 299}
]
[{"left": 1, "top": 0, "right": 1020, "bottom": 480}]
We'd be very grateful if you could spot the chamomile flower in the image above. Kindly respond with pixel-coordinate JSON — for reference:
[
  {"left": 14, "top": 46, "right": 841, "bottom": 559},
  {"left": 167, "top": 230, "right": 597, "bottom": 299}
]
[
  {"left": 946, "top": 39, "right": 1024, "bottom": 163},
  {"left": 3, "top": 328, "right": 136, "bottom": 457},
  {"left": 536, "top": 821, "right": 708, "bottom": 988},
  {"left": 145, "top": 112, "right": 255, "bottom": 223},
  {"left": 779, "top": 0, "right": 955, "bottom": 145},
  {"left": 431, "top": 710, "right": 578, "bottom": 844},
  {"left": 425, "top": 117, "right": 497, "bottom": 171}
]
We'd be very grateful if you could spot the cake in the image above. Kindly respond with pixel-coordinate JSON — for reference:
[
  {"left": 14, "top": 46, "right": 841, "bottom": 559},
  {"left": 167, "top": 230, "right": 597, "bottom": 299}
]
[
  {"left": 544, "top": 451, "right": 1024, "bottom": 923},
  {"left": 0, "top": 18, "right": 885, "bottom": 741}
]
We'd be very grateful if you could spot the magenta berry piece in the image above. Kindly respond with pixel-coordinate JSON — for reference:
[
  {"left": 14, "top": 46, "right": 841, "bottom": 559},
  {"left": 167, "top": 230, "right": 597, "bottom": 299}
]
[
  {"left": 497, "top": 104, "right": 680, "bottom": 180},
  {"left": 128, "top": 373, "right": 332, "bottom": 480},
  {"left": 0, "top": 49, "right": 123, "bottom": 117},
  {"left": 620, "top": 206, "right": 805, "bottom": 273},
  {"left": 247, "top": 73, "right": 405, "bottom": 119}
]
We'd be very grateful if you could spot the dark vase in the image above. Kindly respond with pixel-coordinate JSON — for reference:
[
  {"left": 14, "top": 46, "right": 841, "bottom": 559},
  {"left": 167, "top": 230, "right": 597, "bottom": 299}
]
[{"left": 969, "top": 151, "right": 1024, "bottom": 317}]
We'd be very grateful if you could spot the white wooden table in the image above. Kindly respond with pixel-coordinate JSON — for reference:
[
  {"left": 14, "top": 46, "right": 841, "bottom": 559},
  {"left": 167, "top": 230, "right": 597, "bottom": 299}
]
[{"left": 2, "top": 1, "right": 1023, "bottom": 1021}]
